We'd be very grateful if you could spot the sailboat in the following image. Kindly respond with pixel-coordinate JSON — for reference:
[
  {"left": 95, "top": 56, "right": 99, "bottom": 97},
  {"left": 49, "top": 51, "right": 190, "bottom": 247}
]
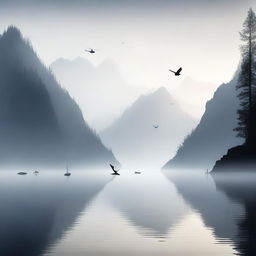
[{"left": 64, "top": 164, "right": 71, "bottom": 176}]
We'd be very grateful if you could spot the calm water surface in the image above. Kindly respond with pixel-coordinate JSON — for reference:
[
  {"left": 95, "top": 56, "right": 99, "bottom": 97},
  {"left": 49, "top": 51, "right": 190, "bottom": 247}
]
[{"left": 0, "top": 169, "right": 254, "bottom": 256}]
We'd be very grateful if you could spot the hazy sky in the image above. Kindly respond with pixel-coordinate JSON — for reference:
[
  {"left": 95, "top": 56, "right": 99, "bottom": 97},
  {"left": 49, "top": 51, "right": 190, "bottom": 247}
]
[{"left": 0, "top": 0, "right": 255, "bottom": 89}]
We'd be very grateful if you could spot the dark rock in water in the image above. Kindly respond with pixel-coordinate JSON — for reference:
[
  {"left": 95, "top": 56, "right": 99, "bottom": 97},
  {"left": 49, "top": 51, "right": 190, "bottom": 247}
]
[
  {"left": 17, "top": 172, "right": 27, "bottom": 175},
  {"left": 212, "top": 145, "right": 256, "bottom": 172}
]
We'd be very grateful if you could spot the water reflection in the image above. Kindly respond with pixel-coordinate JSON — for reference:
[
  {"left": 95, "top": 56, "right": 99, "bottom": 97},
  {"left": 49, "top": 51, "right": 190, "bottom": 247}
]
[
  {"left": 213, "top": 173, "right": 256, "bottom": 256},
  {"left": 164, "top": 170, "right": 256, "bottom": 256},
  {"left": 165, "top": 171, "right": 244, "bottom": 244},
  {"left": 0, "top": 169, "right": 244, "bottom": 256},
  {"left": 47, "top": 170, "right": 235, "bottom": 256},
  {"left": 105, "top": 172, "right": 189, "bottom": 237},
  {"left": 0, "top": 170, "right": 111, "bottom": 256}
]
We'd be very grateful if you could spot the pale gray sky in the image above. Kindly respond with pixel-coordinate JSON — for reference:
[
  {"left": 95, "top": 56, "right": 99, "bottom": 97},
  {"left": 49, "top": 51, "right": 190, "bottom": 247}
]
[
  {"left": 0, "top": 0, "right": 255, "bottom": 96},
  {"left": 0, "top": 0, "right": 256, "bottom": 87}
]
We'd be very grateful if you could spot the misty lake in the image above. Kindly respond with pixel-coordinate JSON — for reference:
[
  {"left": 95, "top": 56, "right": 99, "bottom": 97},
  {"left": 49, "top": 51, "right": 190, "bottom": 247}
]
[{"left": 0, "top": 169, "right": 254, "bottom": 256}]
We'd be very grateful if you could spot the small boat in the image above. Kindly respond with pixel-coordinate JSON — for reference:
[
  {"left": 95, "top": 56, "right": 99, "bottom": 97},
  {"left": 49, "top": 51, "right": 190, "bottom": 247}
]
[
  {"left": 64, "top": 164, "right": 71, "bottom": 176},
  {"left": 135, "top": 171, "right": 141, "bottom": 174},
  {"left": 17, "top": 172, "right": 27, "bottom": 175}
]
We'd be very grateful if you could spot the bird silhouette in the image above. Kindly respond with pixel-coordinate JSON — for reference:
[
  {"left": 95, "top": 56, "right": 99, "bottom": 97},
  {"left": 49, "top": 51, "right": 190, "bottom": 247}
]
[
  {"left": 85, "top": 48, "right": 96, "bottom": 54},
  {"left": 110, "top": 164, "right": 120, "bottom": 175},
  {"left": 169, "top": 67, "right": 182, "bottom": 76}
]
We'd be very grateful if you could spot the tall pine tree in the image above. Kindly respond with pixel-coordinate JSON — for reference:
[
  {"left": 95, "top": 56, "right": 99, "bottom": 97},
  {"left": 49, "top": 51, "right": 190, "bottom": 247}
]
[{"left": 234, "top": 8, "right": 256, "bottom": 146}]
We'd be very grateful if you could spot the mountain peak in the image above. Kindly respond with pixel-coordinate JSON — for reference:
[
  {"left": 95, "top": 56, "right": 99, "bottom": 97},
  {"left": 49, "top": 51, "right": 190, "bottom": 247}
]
[
  {"left": 2, "top": 26, "right": 22, "bottom": 40},
  {"left": 140, "top": 87, "right": 173, "bottom": 104},
  {"left": 100, "top": 84, "right": 196, "bottom": 168},
  {"left": 51, "top": 57, "right": 93, "bottom": 69},
  {"left": 0, "top": 26, "right": 118, "bottom": 168},
  {"left": 153, "top": 86, "right": 170, "bottom": 96}
]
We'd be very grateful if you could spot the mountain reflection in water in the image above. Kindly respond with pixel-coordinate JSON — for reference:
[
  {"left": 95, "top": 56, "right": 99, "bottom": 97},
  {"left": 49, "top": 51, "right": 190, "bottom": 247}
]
[
  {"left": 1, "top": 169, "right": 253, "bottom": 256},
  {"left": 166, "top": 170, "right": 256, "bottom": 256},
  {"left": 0, "top": 170, "right": 111, "bottom": 256},
  {"left": 212, "top": 173, "right": 256, "bottom": 256}
]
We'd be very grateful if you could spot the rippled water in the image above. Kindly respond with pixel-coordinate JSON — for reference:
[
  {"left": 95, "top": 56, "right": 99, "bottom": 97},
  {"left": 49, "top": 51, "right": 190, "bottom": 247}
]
[{"left": 0, "top": 168, "right": 255, "bottom": 256}]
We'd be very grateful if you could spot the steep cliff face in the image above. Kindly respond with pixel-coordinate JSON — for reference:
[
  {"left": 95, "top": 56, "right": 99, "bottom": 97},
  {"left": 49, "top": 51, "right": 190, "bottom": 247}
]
[
  {"left": 164, "top": 74, "right": 243, "bottom": 170},
  {"left": 0, "top": 26, "right": 117, "bottom": 168}
]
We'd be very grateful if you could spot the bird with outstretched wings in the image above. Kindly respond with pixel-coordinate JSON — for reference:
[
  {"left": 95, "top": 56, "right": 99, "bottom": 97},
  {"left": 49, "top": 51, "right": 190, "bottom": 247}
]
[
  {"left": 110, "top": 164, "right": 120, "bottom": 175},
  {"left": 85, "top": 48, "right": 96, "bottom": 54},
  {"left": 169, "top": 67, "right": 182, "bottom": 76}
]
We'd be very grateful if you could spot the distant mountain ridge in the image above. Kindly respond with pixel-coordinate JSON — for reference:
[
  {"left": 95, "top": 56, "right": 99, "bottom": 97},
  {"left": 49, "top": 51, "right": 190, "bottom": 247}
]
[
  {"left": 0, "top": 26, "right": 117, "bottom": 168},
  {"left": 51, "top": 57, "right": 141, "bottom": 131},
  {"left": 163, "top": 72, "right": 243, "bottom": 170},
  {"left": 100, "top": 87, "right": 197, "bottom": 168}
]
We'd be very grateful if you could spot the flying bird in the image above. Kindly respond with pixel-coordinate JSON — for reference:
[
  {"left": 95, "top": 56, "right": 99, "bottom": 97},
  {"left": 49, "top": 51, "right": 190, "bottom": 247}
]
[
  {"left": 169, "top": 67, "right": 182, "bottom": 76},
  {"left": 85, "top": 48, "right": 96, "bottom": 54},
  {"left": 110, "top": 164, "right": 120, "bottom": 175}
]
